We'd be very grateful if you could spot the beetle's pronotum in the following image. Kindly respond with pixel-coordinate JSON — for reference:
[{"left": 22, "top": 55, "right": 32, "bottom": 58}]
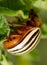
[{"left": 3, "top": 9, "right": 41, "bottom": 55}]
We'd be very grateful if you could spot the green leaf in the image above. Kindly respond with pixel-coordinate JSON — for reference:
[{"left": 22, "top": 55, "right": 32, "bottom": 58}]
[
  {"left": 33, "top": 0, "right": 47, "bottom": 10},
  {"left": 0, "top": 55, "right": 13, "bottom": 65},
  {"left": 0, "top": 0, "right": 37, "bottom": 15},
  {"left": 0, "top": 16, "right": 10, "bottom": 40},
  {"left": 42, "top": 23, "right": 47, "bottom": 35}
]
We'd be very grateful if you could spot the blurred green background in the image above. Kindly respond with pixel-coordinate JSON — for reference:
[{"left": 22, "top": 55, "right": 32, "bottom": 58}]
[{"left": 0, "top": 0, "right": 47, "bottom": 65}]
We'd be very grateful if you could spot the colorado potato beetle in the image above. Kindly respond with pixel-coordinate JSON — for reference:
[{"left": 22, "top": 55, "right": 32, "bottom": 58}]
[{"left": 3, "top": 9, "right": 41, "bottom": 55}]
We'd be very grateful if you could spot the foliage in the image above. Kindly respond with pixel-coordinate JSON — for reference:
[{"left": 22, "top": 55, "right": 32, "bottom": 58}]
[
  {"left": 0, "top": 0, "right": 47, "bottom": 65},
  {"left": 42, "top": 23, "right": 47, "bottom": 35},
  {"left": 0, "top": 16, "right": 10, "bottom": 40}
]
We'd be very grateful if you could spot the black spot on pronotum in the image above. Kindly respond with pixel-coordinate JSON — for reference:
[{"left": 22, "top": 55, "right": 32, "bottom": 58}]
[
  {"left": 13, "top": 37, "right": 16, "bottom": 39},
  {"left": 7, "top": 40, "right": 9, "bottom": 42},
  {"left": 10, "top": 38, "right": 12, "bottom": 41}
]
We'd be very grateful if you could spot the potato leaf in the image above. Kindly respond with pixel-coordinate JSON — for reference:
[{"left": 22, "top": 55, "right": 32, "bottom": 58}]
[{"left": 0, "top": 16, "right": 10, "bottom": 40}]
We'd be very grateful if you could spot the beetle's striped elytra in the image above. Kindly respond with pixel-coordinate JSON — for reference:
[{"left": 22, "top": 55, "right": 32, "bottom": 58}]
[{"left": 7, "top": 28, "right": 40, "bottom": 55}]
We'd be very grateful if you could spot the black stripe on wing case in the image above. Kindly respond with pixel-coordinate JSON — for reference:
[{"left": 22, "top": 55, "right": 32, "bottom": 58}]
[
  {"left": 11, "top": 29, "right": 40, "bottom": 53},
  {"left": 18, "top": 31, "right": 40, "bottom": 53},
  {"left": 14, "top": 31, "right": 40, "bottom": 54}
]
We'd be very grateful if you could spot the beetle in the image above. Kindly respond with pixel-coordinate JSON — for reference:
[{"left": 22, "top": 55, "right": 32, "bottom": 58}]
[{"left": 3, "top": 9, "right": 41, "bottom": 55}]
